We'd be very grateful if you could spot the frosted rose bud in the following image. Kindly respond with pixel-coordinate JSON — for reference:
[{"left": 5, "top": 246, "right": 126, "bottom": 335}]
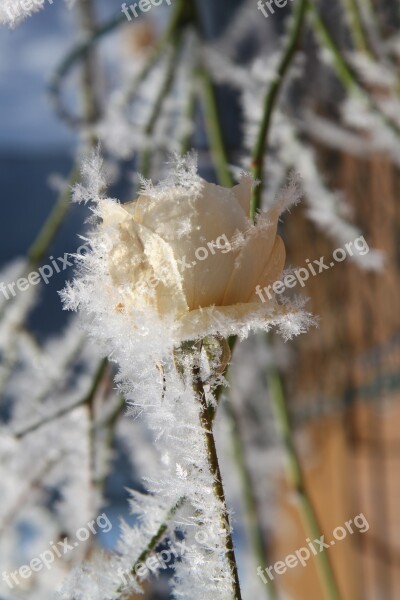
[{"left": 99, "top": 175, "right": 286, "bottom": 342}]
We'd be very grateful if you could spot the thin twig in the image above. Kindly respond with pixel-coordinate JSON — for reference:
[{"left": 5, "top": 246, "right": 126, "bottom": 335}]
[
  {"left": 198, "top": 66, "right": 234, "bottom": 188},
  {"left": 116, "top": 497, "right": 185, "bottom": 595},
  {"left": 138, "top": 40, "right": 181, "bottom": 179},
  {"left": 340, "top": 0, "right": 371, "bottom": 54},
  {"left": 27, "top": 166, "right": 81, "bottom": 266},
  {"left": 13, "top": 358, "right": 109, "bottom": 439},
  {"left": 250, "top": 0, "right": 307, "bottom": 220},
  {"left": 75, "top": 0, "right": 101, "bottom": 147},
  {"left": 225, "top": 400, "right": 278, "bottom": 600},
  {"left": 49, "top": 0, "right": 187, "bottom": 128},
  {"left": 268, "top": 367, "right": 342, "bottom": 600},
  {"left": 196, "top": 45, "right": 279, "bottom": 595},
  {"left": 180, "top": 65, "right": 197, "bottom": 155}
]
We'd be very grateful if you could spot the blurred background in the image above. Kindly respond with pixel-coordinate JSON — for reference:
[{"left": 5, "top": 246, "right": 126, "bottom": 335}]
[{"left": 0, "top": 0, "right": 399, "bottom": 599}]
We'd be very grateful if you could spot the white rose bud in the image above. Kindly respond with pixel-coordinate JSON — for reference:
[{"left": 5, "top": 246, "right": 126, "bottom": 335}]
[{"left": 99, "top": 175, "right": 286, "bottom": 342}]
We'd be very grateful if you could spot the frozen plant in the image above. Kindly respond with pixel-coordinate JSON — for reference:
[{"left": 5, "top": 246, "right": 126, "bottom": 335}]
[{"left": 58, "top": 151, "right": 313, "bottom": 599}]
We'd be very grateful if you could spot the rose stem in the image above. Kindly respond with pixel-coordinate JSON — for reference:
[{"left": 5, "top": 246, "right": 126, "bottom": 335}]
[
  {"left": 267, "top": 365, "right": 342, "bottom": 600},
  {"left": 197, "top": 42, "right": 278, "bottom": 596},
  {"left": 250, "top": 0, "right": 308, "bottom": 221},
  {"left": 191, "top": 1, "right": 233, "bottom": 189},
  {"left": 194, "top": 368, "right": 243, "bottom": 600}
]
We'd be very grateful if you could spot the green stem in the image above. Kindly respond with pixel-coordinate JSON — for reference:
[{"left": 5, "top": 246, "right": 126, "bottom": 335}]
[
  {"left": 114, "top": 371, "right": 227, "bottom": 598},
  {"left": 198, "top": 66, "right": 234, "bottom": 188},
  {"left": 190, "top": 0, "right": 232, "bottom": 188},
  {"left": 340, "top": 0, "right": 371, "bottom": 54},
  {"left": 250, "top": 0, "right": 308, "bottom": 221},
  {"left": 358, "top": 0, "right": 388, "bottom": 60},
  {"left": 198, "top": 54, "right": 280, "bottom": 592},
  {"left": 124, "top": 0, "right": 188, "bottom": 109},
  {"left": 138, "top": 40, "right": 181, "bottom": 179},
  {"left": 75, "top": 0, "right": 101, "bottom": 147},
  {"left": 27, "top": 166, "right": 80, "bottom": 266},
  {"left": 180, "top": 68, "right": 197, "bottom": 155},
  {"left": 268, "top": 367, "right": 342, "bottom": 600},
  {"left": 26, "top": 0, "right": 102, "bottom": 270},
  {"left": 0, "top": 164, "right": 79, "bottom": 333},
  {"left": 89, "top": 394, "right": 126, "bottom": 508},
  {"left": 307, "top": 4, "right": 358, "bottom": 90},
  {"left": 48, "top": 12, "right": 125, "bottom": 127}
]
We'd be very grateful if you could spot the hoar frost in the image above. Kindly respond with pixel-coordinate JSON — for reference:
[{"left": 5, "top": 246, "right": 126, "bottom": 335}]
[{"left": 58, "top": 152, "right": 313, "bottom": 600}]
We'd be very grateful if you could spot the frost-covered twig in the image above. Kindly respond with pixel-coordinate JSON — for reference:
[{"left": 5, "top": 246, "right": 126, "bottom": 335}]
[
  {"left": 48, "top": 12, "right": 126, "bottom": 127},
  {"left": 307, "top": 1, "right": 400, "bottom": 138},
  {"left": 116, "top": 497, "right": 185, "bottom": 594},
  {"left": 194, "top": 361, "right": 242, "bottom": 600},
  {"left": 13, "top": 358, "right": 108, "bottom": 439},
  {"left": 49, "top": 0, "right": 187, "bottom": 129}
]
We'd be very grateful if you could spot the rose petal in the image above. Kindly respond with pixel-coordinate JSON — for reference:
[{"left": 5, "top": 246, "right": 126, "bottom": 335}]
[
  {"left": 129, "top": 179, "right": 249, "bottom": 309},
  {"left": 248, "top": 236, "right": 286, "bottom": 302},
  {"left": 107, "top": 215, "right": 188, "bottom": 317},
  {"left": 221, "top": 207, "right": 281, "bottom": 305}
]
